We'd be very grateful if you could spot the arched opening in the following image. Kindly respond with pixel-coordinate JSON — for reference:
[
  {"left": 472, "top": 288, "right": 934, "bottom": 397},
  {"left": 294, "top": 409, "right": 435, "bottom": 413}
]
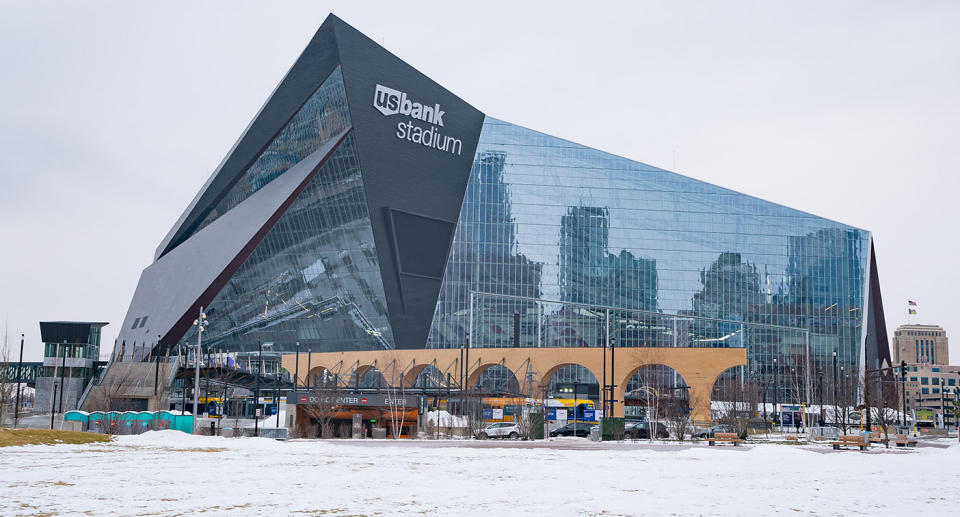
[
  {"left": 354, "top": 365, "right": 386, "bottom": 389},
  {"left": 305, "top": 366, "right": 337, "bottom": 389},
  {"left": 622, "top": 364, "right": 688, "bottom": 423},
  {"left": 411, "top": 364, "right": 449, "bottom": 389},
  {"left": 543, "top": 364, "right": 599, "bottom": 401},
  {"left": 472, "top": 364, "right": 520, "bottom": 395},
  {"left": 541, "top": 363, "right": 600, "bottom": 424},
  {"left": 711, "top": 365, "right": 772, "bottom": 429}
]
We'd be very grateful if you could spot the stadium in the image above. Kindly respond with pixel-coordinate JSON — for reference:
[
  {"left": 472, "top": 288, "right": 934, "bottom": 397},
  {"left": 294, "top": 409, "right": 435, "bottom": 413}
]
[{"left": 100, "top": 14, "right": 891, "bottom": 424}]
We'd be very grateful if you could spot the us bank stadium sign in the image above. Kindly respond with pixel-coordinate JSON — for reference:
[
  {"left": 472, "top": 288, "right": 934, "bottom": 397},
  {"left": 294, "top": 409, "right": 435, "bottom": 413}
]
[
  {"left": 287, "top": 392, "right": 416, "bottom": 408},
  {"left": 373, "top": 84, "right": 463, "bottom": 156}
]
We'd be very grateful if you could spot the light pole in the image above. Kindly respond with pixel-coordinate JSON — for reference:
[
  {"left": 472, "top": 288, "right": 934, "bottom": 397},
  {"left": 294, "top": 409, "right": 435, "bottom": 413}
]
[
  {"left": 773, "top": 357, "right": 779, "bottom": 430},
  {"left": 940, "top": 378, "right": 946, "bottom": 429},
  {"left": 50, "top": 342, "right": 60, "bottom": 430},
  {"left": 254, "top": 341, "right": 272, "bottom": 437},
  {"left": 900, "top": 360, "right": 907, "bottom": 429},
  {"left": 191, "top": 307, "right": 208, "bottom": 435},
  {"left": 14, "top": 334, "right": 24, "bottom": 428},
  {"left": 275, "top": 372, "right": 281, "bottom": 428},
  {"left": 832, "top": 350, "right": 838, "bottom": 426}
]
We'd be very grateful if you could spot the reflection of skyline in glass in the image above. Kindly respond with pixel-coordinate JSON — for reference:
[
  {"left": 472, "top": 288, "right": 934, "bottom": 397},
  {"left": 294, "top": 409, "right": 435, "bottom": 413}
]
[
  {"left": 179, "top": 67, "right": 394, "bottom": 353},
  {"left": 428, "top": 117, "right": 871, "bottom": 389}
]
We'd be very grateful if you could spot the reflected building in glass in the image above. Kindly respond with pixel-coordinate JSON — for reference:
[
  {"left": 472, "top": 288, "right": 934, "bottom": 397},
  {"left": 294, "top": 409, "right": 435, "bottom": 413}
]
[
  {"left": 112, "top": 14, "right": 890, "bottom": 400},
  {"left": 427, "top": 118, "right": 890, "bottom": 396}
]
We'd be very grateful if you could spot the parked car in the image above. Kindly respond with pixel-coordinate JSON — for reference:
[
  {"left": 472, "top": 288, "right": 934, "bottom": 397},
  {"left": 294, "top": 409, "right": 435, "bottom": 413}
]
[
  {"left": 479, "top": 422, "right": 520, "bottom": 439},
  {"left": 549, "top": 422, "right": 592, "bottom": 438},
  {"left": 625, "top": 421, "right": 669, "bottom": 439}
]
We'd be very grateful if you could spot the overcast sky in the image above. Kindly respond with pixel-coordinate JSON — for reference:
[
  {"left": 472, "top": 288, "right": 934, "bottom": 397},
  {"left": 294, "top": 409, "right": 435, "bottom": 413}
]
[{"left": 1, "top": 1, "right": 957, "bottom": 362}]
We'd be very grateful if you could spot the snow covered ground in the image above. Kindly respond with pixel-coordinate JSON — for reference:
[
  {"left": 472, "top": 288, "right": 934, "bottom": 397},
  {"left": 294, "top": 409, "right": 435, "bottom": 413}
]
[{"left": 1, "top": 431, "right": 957, "bottom": 516}]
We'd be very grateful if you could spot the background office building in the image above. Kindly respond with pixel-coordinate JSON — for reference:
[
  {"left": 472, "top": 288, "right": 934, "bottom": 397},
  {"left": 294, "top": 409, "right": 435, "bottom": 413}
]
[
  {"left": 110, "top": 14, "right": 890, "bottom": 403},
  {"left": 894, "top": 324, "right": 957, "bottom": 429},
  {"left": 893, "top": 324, "right": 949, "bottom": 365},
  {"left": 35, "top": 321, "right": 107, "bottom": 412}
]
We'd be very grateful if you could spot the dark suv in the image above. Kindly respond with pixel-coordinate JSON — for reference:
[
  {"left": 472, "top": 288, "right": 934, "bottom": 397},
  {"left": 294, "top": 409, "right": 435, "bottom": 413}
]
[
  {"left": 549, "top": 422, "right": 592, "bottom": 437},
  {"left": 625, "top": 421, "right": 670, "bottom": 439}
]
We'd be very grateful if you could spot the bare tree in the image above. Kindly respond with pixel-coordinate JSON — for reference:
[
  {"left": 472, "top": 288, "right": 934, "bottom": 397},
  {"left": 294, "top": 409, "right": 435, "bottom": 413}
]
[
  {"left": 513, "top": 403, "right": 538, "bottom": 440},
  {"left": 465, "top": 391, "right": 488, "bottom": 439},
  {"left": 665, "top": 389, "right": 701, "bottom": 442},
  {"left": 299, "top": 379, "right": 340, "bottom": 438},
  {"left": 866, "top": 374, "right": 898, "bottom": 447},
  {"left": 0, "top": 342, "right": 16, "bottom": 427},
  {"left": 85, "top": 367, "right": 142, "bottom": 435},
  {"left": 833, "top": 372, "right": 860, "bottom": 435},
  {"left": 385, "top": 385, "right": 408, "bottom": 439},
  {"left": 713, "top": 377, "right": 759, "bottom": 439}
]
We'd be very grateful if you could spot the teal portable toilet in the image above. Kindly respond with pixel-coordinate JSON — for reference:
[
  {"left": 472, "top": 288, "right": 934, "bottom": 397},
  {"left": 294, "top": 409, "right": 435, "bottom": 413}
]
[
  {"left": 64, "top": 411, "right": 89, "bottom": 432},
  {"left": 157, "top": 411, "right": 175, "bottom": 430},
  {"left": 88, "top": 411, "right": 106, "bottom": 433}
]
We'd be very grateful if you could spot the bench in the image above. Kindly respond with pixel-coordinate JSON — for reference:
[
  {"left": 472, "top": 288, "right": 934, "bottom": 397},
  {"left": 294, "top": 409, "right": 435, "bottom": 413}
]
[
  {"left": 894, "top": 434, "right": 917, "bottom": 448},
  {"left": 708, "top": 432, "right": 743, "bottom": 446},
  {"left": 830, "top": 435, "right": 869, "bottom": 450}
]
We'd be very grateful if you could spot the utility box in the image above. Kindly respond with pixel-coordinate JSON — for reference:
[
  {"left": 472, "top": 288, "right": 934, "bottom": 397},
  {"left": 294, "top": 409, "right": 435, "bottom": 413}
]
[
  {"left": 352, "top": 413, "right": 363, "bottom": 439},
  {"left": 529, "top": 412, "right": 545, "bottom": 440},
  {"left": 601, "top": 417, "right": 624, "bottom": 441}
]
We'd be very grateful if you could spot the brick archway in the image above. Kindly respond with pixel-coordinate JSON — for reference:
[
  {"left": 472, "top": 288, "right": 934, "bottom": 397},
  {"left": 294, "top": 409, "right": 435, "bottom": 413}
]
[{"left": 282, "top": 347, "right": 746, "bottom": 424}]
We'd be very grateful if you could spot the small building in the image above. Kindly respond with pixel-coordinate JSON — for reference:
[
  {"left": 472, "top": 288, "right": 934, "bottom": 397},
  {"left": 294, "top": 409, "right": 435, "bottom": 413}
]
[
  {"left": 35, "top": 321, "right": 108, "bottom": 412},
  {"left": 902, "top": 363, "right": 959, "bottom": 429}
]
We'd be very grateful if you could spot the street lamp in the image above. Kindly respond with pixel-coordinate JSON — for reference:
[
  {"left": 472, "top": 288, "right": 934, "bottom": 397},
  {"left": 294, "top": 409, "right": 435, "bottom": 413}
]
[
  {"left": 940, "top": 378, "right": 946, "bottom": 430},
  {"left": 254, "top": 340, "right": 273, "bottom": 438},
  {"left": 832, "top": 350, "right": 838, "bottom": 426},
  {"left": 900, "top": 360, "right": 907, "bottom": 429},
  {"left": 773, "top": 357, "right": 779, "bottom": 430},
  {"left": 14, "top": 334, "right": 24, "bottom": 428},
  {"left": 191, "top": 307, "right": 208, "bottom": 435}
]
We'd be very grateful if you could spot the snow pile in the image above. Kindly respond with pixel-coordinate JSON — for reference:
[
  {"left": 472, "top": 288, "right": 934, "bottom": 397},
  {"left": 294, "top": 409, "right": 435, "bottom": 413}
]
[{"left": 425, "top": 410, "right": 468, "bottom": 427}]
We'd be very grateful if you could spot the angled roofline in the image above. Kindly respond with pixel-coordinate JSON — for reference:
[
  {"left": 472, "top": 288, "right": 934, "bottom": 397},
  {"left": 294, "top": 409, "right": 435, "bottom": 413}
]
[{"left": 154, "top": 15, "right": 349, "bottom": 261}]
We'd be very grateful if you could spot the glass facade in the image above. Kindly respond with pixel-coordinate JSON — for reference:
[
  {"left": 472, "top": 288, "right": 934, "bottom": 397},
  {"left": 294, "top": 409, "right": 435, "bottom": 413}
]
[
  {"left": 179, "top": 67, "right": 352, "bottom": 244},
  {"left": 180, "top": 69, "right": 394, "bottom": 353},
  {"left": 427, "top": 118, "right": 870, "bottom": 398},
  {"left": 182, "top": 131, "right": 393, "bottom": 353}
]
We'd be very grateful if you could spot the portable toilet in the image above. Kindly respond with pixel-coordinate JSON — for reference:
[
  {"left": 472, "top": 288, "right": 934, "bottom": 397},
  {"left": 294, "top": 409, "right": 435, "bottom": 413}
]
[
  {"left": 63, "top": 411, "right": 89, "bottom": 432},
  {"left": 88, "top": 411, "right": 106, "bottom": 433},
  {"left": 157, "top": 411, "right": 175, "bottom": 430}
]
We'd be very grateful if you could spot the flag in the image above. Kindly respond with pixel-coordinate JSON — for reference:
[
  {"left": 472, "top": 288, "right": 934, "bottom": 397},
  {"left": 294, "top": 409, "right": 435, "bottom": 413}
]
[
  {"left": 908, "top": 308, "right": 917, "bottom": 315},
  {"left": 908, "top": 300, "right": 917, "bottom": 306}
]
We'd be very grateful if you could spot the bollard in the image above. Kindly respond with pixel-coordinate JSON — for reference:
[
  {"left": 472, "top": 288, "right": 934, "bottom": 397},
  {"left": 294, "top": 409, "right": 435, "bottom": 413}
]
[{"left": 210, "top": 421, "right": 216, "bottom": 437}]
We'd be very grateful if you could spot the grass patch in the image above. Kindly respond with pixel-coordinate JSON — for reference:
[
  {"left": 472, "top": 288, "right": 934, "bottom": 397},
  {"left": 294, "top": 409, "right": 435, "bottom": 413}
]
[{"left": 0, "top": 429, "right": 113, "bottom": 447}]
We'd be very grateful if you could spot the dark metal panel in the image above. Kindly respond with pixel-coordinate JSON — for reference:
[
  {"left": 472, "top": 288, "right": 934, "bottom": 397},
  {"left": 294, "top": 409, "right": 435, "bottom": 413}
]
[
  {"left": 865, "top": 239, "right": 892, "bottom": 369},
  {"left": 331, "top": 17, "right": 485, "bottom": 348}
]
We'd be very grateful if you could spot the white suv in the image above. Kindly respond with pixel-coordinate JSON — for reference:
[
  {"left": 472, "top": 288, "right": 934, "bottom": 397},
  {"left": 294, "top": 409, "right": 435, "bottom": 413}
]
[{"left": 480, "top": 422, "right": 520, "bottom": 439}]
